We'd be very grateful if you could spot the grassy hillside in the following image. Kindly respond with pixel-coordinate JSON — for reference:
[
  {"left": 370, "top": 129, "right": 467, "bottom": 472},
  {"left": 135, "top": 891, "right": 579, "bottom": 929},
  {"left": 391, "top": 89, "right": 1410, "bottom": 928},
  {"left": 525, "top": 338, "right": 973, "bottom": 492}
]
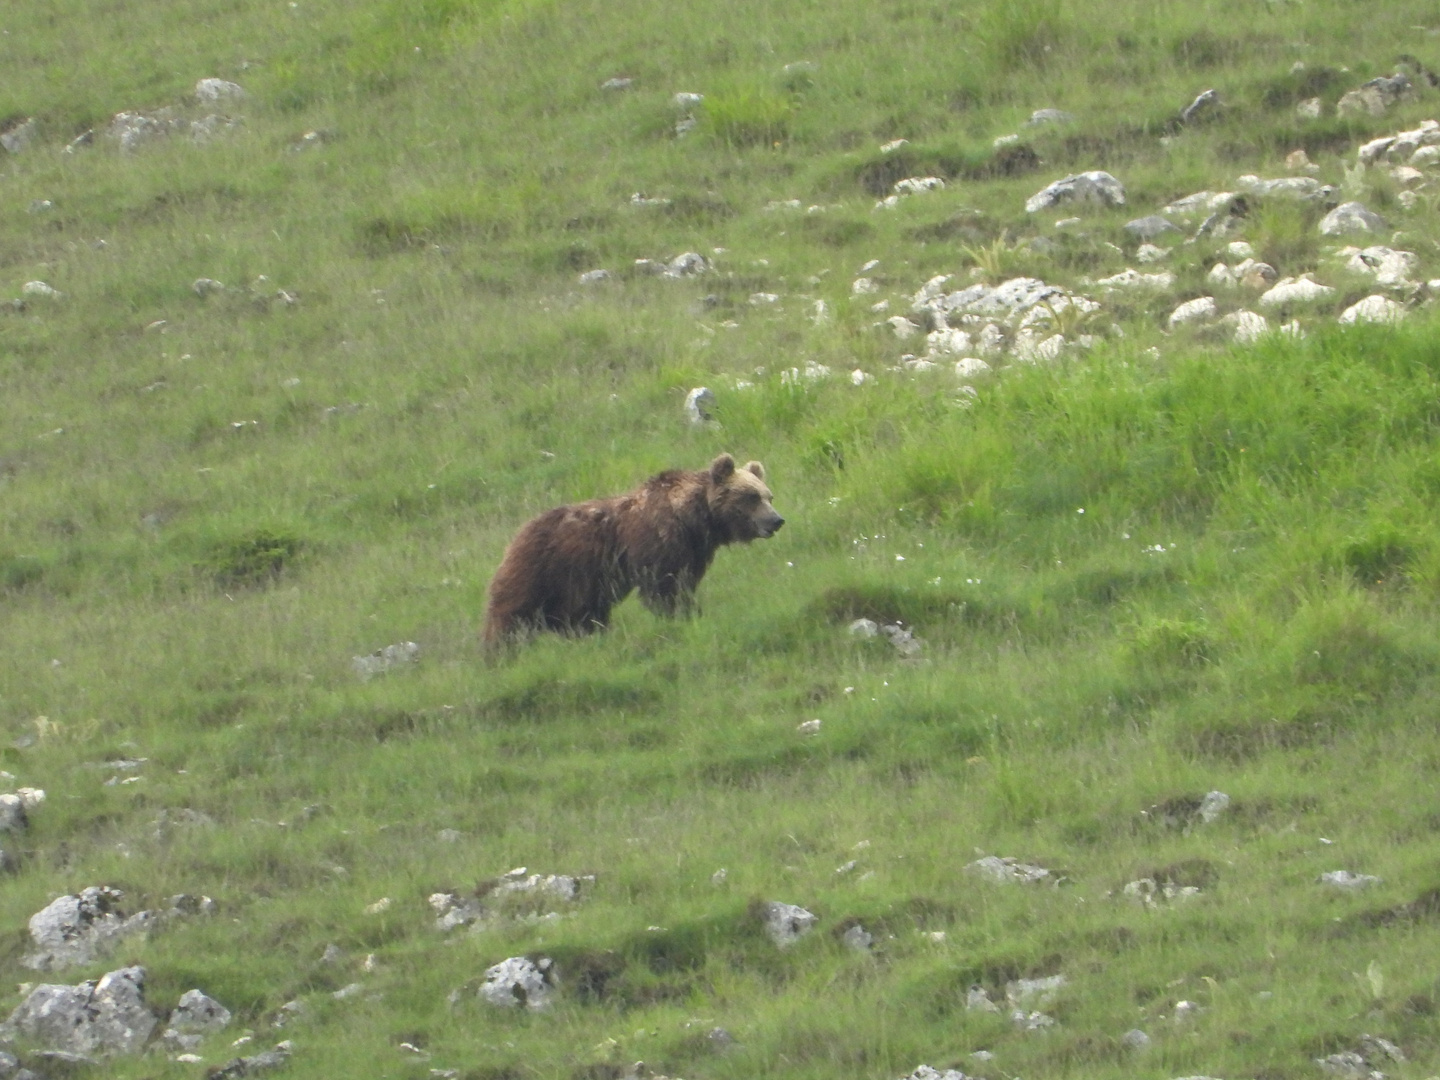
[{"left": 4, "top": 0, "right": 1440, "bottom": 1077}]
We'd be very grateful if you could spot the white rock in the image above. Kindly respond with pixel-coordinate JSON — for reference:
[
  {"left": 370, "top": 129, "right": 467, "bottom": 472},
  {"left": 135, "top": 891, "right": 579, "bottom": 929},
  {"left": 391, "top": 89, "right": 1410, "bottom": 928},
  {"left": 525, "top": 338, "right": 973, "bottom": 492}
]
[
  {"left": 0, "top": 794, "right": 26, "bottom": 833},
  {"left": 1012, "top": 330, "right": 1066, "bottom": 363},
  {"left": 1026, "top": 108, "right": 1073, "bottom": 126},
  {"left": 577, "top": 269, "right": 611, "bottom": 284},
  {"left": 796, "top": 719, "right": 822, "bottom": 736},
  {"left": 1340, "top": 294, "right": 1405, "bottom": 325},
  {"left": 194, "top": 78, "right": 245, "bottom": 103},
  {"left": 1391, "top": 165, "right": 1424, "bottom": 186},
  {"left": 684, "top": 387, "right": 716, "bottom": 425},
  {"left": 1296, "top": 97, "right": 1323, "bottom": 119},
  {"left": 1007, "top": 974, "right": 1066, "bottom": 1010},
  {"left": 1410, "top": 144, "right": 1440, "bottom": 167},
  {"left": 965, "top": 855, "right": 1051, "bottom": 884},
  {"left": 1207, "top": 263, "right": 1237, "bottom": 288},
  {"left": 1222, "top": 310, "right": 1269, "bottom": 344},
  {"left": 664, "top": 252, "right": 708, "bottom": 277},
  {"left": 849, "top": 618, "right": 880, "bottom": 639},
  {"left": 852, "top": 277, "right": 878, "bottom": 295},
  {"left": 900, "top": 1066, "right": 970, "bottom": 1080},
  {"left": 0, "top": 118, "right": 38, "bottom": 154},
  {"left": 841, "top": 924, "right": 874, "bottom": 951},
  {"left": 193, "top": 278, "right": 225, "bottom": 297},
  {"left": 1136, "top": 243, "right": 1169, "bottom": 263},
  {"left": 851, "top": 368, "right": 872, "bottom": 386},
  {"left": 760, "top": 900, "right": 817, "bottom": 947},
  {"left": 894, "top": 176, "right": 945, "bottom": 195},
  {"left": 0, "top": 966, "right": 156, "bottom": 1056},
  {"left": 749, "top": 292, "right": 779, "bottom": 305},
  {"left": 780, "top": 361, "right": 831, "bottom": 385},
  {"left": 1198, "top": 790, "right": 1230, "bottom": 823},
  {"left": 1012, "top": 1009, "right": 1056, "bottom": 1031},
  {"left": 351, "top": 641, "right": 419, "bottom": 679},
  {"left": 1097, "top": 268, "right": 1175, "bottom": 291},
  {"left": 887, "top": 316, "right": 920, "bottom": 339},
  {"left": 1227, "top": 240, "right": 1255, "bottom": 258},
  {"left": 954, "top": 357, "right": 992, "bottom": 378},
  {"left": 479, "top": 956, "right": 553, "bottom": 1009},
  {"left": 21, "top": 281, "right": 61, "bottom": 299},
  {"left": 25, "top": 888, "right": 153, "bottom": 972},
  {"left": 1162, "top": 191, "right": 1237, "bottom": 220},
  {"left": 902, "top": 358, "right": 938, "bottom": 373},
  {"left": 879, "top": 138, "right": 909, "bottom": 153},
  {"left": 1167, "top": 296, "right": 1217, "bottom": 328},
  {"left": 672, "top": 92, "right": 704, "bottom": 110},
  {"left": 925, "top": 328, "right": 971, "bottom": 355},
  {"left": 1236, "top": 174, "right": 1336, "bottom": 202},
  {"left": 1319, "top": 870, "right": 1382, "bottom": 889},
  {"left": 966, "top": 986, "right": 1001, "bottom": 1012},
  {"left": 1258, "top": 275, "right": 1334, "bottom": 307},
  {"left": 1122, "top": 1028, "right": 1152, "bottom": 1050},
  {"left": 1319, "top": 202, "right": 1385, "bottom": 236},
  {"left": 1025, "top": 171, "right": 1125, "bottom": 213},
  {"left": 1344, "top": 246, "right": 1417, "bottom": 287}
]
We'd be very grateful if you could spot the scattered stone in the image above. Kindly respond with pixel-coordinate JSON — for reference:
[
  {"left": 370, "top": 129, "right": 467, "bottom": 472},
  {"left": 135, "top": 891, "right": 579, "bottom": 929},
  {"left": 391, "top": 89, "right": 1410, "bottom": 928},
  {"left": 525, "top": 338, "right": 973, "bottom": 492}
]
[
  {"left": 1339, "top": 295, "right": 1405, "bottom": 325},
  {"left": 1011, "top": 329, "right": 1067, "bottom": 364},
  {"left": 270, "top": 1000, "right": 307, "bottom": 1029},
  {"left": 1026, "top": 108, "right": 1073, "bottom": 126},
  {"left": 1359, "top": 1035, "right": 1405, "bottom": 1065},
  {"left": 1390, "top": 165, "right": 1424, "bottom": 186},
  {"left": 993, "top": 133, "right": 1020, "bottom": 148},
  {"left": 880, "top": 622, "right": 924, "bottom": 657},
  {"left": 0, "top": 119, "right": 38, "bottom": 154},
  {"left": 1297, "top": 97, "right": 1323, "bottom": 119},
  {"left": 1168, "top": 296, "right": 1218, "bottom": 328},
  {"left": 190, "top": 114, "right": 241, "bottom": 144},
  {"left": 899, "top": 1066, "right": 971, "bottom": 1080},
  {"left": 894, "top": 177, "right": 945, "bottom": 196},
  {"left": 1007, "top": 974, "right": 1065, "bottom": 1010},
  {"left": 684, "top": 387, "right": 716, "bottom": 425},
  {"left": 167, "top": 894, "right": 217, "bottom": 917},
  {"left": 321, "top": 944, "right": 346, "bottom": 964},
  {"left": 1012, "top": 1009, "right": 1056, "bottom": 1031},
  {"left": 1316, "top": 1050, "right": 1385, "bottom": 1079},
  {"left": 1162, "top": 191, "right": 1239, "bottom": 220},
  {"left": 1025, "top": 171, "right": 1126, "bottom": 213},
  {"left": 578, "top": 269, "right": 611, "bottom": 284},
  {"left": 1285, "top": 149, "right": 1319, "bottom": 173},
  {"left": 289, "top": 129, "right": 329, "bottom": 151},
  {"left": 629, "top": 193, "right": 672, "bottom": 209},
  {"left": 1121, "top": 1028, "right": 1151, "bottom": 1051},
  {"left": 887, "top": 315, "right": 921, "bottom": 339},
  {"left": 1124, "top": 215, "right": 1180, "bottom": 241},
  {"left": 207, "top": 1040, "right": 293, "bottom": 1078},
  {"left": 21, "top": 281, "right": 61, "bottom": 299},
  {"left": 1319, "top": 202, "right": 1385, "bottom": 236},
  {"left": 1258, "top": 275, "right": 1335, "bottom": 308},
  {"left": 193, "top": 278, "right": 225, "bottom": 298},
  {"left": 1097, "top": 268, "right": 1175, "bottom": 292},
  {"left": 880, "top": 138, "right": 909, "bottom": 153},
  {"left": 1236, "top": 175, "right": 1336, "bottom": 202},
  {"left": 1180, "top": 89, "right": 1220, "bottom": 124},
  {"left": 664, "top": 252, "right": 708, "bottom": 278},
  {"left": 954, "top": 357, "right": 992, "bottom": 378},
  {"left": 1123, "top": 877, "right": 1202, "bottom": 906},
  {"left": 364, "top": 897, "right": 392, "bottom": 915},
  {"left": 797, "top": 719, "right": 822, "bottom": 736},
  {"left": 479, "top": 957, "right": 554, "bottom": 1009},
  {"left": 1320, "top": 870, "right": 1383, "bottom": 890},
  {"left": 332, "top": 983, "right": 365, "bottom": 1000},
  {"left": 965, "top": 855, "right": 1052, "bottom": 885},
  {"left": 912, "top": 275, "right": 1097, "bottom": 331},
  {"left": 849, "top": 618, "right": 879, "bottom": 639},
  {"left": 1198, "top": 790, "right": 1230, "bottom": 823},
  {"left": 1337, "top": 73, "right": 1412, "bottom": 118},
  {"left": 107, "top": 110, "right": 180, "bottom": 152},
  {"left": 1222, "top": 310, "right": 1269, "bottom": 344},
  {"left": 0, "top": 794, "right": 27, "bottom": 833},
  {"left": 162, "top": 989, "right": 232, "bottom": 1051},
  {"left": 1136, "top": 243, "right": 1169, "bottom": 263},
  {"left": 1228, "top": 240, "right": 1255, "bottom": 258},
  {"left": 672, "top": 92, "right": 704, "bottom": 110},
  {"left": 966, "top": 986, "right": 1001, "bottom": 1013},
  {"left": 600, "top": 77, "right": 634, "bottom": 91},
  {"left": 759, "top": 901, "right": 818, "bottom": 947},
  {"left": 351, "top": 641, "right": 419, "bottom": 679},
  {"left": 781, "top": 361, "right": 832, "bottom": 385},
  {"left": 0, "top": 966, "right": 156, "bottom": 1056},
  {"left": 24, "top": 887, "right": 154, "bottom": 972},
  {"left": 840, "top": 924, "right": 874, "bottom": 952},
  {"left": 195, "top": 78, "right": 246, "bottom": 103},
  {"left": 1343, "top": 246, "right": 1416, "bottom": 286}
]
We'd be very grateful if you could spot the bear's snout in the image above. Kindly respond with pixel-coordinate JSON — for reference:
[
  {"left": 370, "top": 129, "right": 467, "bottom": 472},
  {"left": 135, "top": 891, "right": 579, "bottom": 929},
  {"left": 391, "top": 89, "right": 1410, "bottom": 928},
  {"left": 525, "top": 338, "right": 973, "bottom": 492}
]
[{"left": 759, "top": 514, "right": 784, "bottom": 537}]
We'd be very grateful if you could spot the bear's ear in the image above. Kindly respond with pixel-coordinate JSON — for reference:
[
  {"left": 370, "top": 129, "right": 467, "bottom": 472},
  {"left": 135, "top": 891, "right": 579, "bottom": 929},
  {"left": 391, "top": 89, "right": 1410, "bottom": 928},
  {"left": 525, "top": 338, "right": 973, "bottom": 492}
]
[
  {"left": 709, "top": 453, "right": 736, "bottom": 483},
  {"left": 743, "top": 460, "right": 765, "bottom": 480}
]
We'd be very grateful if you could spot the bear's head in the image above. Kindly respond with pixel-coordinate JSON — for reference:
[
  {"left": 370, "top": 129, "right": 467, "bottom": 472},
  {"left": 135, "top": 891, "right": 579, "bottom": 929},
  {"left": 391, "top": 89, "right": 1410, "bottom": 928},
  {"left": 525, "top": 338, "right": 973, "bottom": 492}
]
[{"left": 707, "top": 453, "right": 784, "bottom": 542}]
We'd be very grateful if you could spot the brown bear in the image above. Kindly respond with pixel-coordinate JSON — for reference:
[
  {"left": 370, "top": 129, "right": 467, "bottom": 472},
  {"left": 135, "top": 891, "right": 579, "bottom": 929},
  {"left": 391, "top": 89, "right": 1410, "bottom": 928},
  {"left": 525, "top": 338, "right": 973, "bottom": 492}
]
[{"left": 482, "top": 453, "right": 783, "bottom": 644}]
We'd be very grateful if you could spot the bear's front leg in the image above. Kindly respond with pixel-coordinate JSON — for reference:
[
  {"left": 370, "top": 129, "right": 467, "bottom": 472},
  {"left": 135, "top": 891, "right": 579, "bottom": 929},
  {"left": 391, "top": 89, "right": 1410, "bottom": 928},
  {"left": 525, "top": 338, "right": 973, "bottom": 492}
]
[{"left": 638, "top": 568, "right": 698, "bottom": 617}]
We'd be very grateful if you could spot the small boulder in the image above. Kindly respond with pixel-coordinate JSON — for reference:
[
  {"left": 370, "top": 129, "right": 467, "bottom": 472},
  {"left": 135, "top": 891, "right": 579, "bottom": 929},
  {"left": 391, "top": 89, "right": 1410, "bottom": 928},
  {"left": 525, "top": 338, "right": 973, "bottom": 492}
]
[
  {"left": 1180, "top": 89, "right": 1220, "bottom": 124},
  {"left": 578, "top": 268, "right": 611, "bottom": 284},
  {"left": 600, "top": 77, "right": 634, "bottom": 91},
  {"left": 0, "top": 118, "right": 38, "bottom": 155},
  {"left": 1025, "top": 108, "right": 1073, "bottom": 126},
  {"left": 664, "top": 252, "right": 708, "bottom": 278},
  {"left": 1025, "top": 171, "right": 1125, "bottom": 213},
  {"left": 684, "top": 387, "right": 716, "bottom": 425},
  {"left": 965, "top": 855, "right": 1051, "bottom": 885},
  {"left": 894, "top": 176, "right": 945, "bottom": 196},
  {"left": 1319, "top": 202, "right": 1385, "bottom": 237},
  {"left": 208, "top": 1040, "right": 293, "bottom": 1078},
  {"left": 1339, "top": 295, "right": 1405, "bottom": 325},
  {"left": 1123, "top": 215, "right": 1180, "bottom": 241},
  {"left": 1168, "top": 296, "right": 1218, "bottom": 328},
  {"left": 351, "top": 641, "right": 419, "bottom": 679},
  {"left": 24, "top": 887, "right": 153, "bottom": 972},
  {"left": 194, "top": 78, "right": 246, "bottom": 103},
  {"left": 759, "top": 900, "right": 818, "bottom": 947},
  {"left": 1336, "top": 74, "right": 1412, "bottom": 118},
  {"left": 0, "top": 793, "right": 27, "bottom": 833},
  {"left": 479, "top": 956, "right": 554, "bottom": 1009},
  {"left": 1258, "top": 275, "right": 1335, "bottom": 308},
  {"left": 1222, "top": 310, "right": 1269, "bottom": 344},
  {"left": 0, "top": 966, "right": 156, "bottom": 1057},
  {"left": 162, "top": 989, "right": 231, "bottom": 1051},
  {"left": 1319, "top": 870, "right": 1382, "bottom": 890},
  {"left": 1344, "top": 246, "right": 1416, "bottom": 287}
]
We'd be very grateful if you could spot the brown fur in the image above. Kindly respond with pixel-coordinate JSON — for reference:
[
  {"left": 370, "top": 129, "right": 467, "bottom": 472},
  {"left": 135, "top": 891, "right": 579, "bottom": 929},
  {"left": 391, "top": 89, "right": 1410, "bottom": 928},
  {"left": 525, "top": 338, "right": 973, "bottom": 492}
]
[{"left": 482, "top": 454, "right": 783, "bottom": 644}]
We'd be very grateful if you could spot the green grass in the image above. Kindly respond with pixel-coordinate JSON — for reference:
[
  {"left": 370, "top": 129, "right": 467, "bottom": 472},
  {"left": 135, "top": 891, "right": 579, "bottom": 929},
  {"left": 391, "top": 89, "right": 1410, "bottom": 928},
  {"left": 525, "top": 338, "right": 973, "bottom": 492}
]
[{"left": 6, "top": 0, "right": 1440, "bottom": 1076}]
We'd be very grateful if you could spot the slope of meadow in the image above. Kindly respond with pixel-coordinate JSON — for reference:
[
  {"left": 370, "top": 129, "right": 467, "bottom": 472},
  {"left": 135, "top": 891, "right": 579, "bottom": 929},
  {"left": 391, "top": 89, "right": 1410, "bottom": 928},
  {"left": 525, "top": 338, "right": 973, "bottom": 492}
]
[{"left": 3, "top": 1, "right": 1440, "bottom": 1078}]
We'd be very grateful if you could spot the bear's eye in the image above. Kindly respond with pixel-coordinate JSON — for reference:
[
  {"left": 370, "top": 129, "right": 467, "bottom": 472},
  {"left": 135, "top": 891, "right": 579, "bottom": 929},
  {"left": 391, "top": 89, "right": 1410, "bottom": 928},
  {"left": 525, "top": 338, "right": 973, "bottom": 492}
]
[{"left": 743, "top": 491, "right": 762, "bottom": 504}]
